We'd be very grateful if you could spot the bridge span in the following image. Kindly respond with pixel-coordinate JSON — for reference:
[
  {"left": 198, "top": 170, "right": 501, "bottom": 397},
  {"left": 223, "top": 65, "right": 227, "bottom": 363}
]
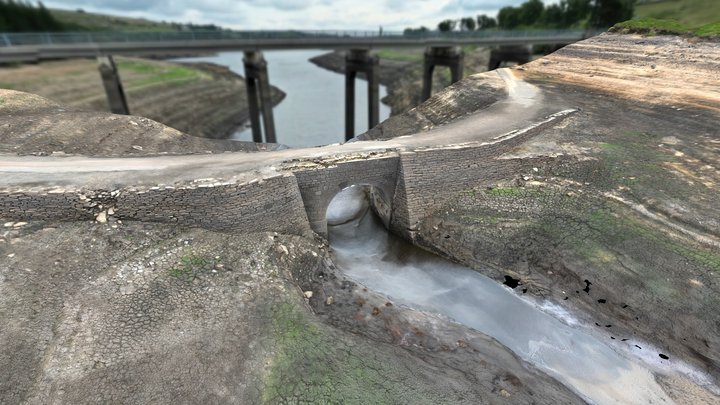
[
  {"left": 0, "top": 69, "right": 578, "bottom": 238},
  {"left": 1, "top": 29, "right": 596, "bottom": 145}
]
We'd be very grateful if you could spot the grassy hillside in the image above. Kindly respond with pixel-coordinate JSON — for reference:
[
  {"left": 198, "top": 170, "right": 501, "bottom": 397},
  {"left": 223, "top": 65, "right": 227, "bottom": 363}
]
[
  {"left": 50, "top": 8, "right": 178, "bottom": 32},
  {"left": 635, "top": 0, "right": 720, "bottom": 27}
]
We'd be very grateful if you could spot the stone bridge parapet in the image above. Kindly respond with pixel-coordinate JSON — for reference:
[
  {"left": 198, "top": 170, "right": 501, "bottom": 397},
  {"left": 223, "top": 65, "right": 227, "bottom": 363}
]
[{"left": 0, "top": 110, "right": 568, "bottom": 238}]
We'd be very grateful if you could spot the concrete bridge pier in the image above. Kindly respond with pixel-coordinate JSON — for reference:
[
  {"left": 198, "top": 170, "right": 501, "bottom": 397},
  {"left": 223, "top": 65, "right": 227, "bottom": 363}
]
[
  {"left": 488, "top": 45, "right": 532, "bottom": 71},
  {"left": 345, "top": 49, "right": 379, "bottom": 141},
  {"left": 97, "top": 55, "right": 130, "bottom": 115},
  {"left": 421, "top": 46, "right": 464, "bottom": 102},
  {"left": 243, "top": 51, "right": 277, "bottom": 143}
]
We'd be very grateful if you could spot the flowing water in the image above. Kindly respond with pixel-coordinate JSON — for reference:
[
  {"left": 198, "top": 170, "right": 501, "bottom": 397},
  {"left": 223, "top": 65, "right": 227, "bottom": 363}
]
[
  {"left": 326, "top": 186, "right": 702, "bottom": 405},
  {"left": 174, "top": 50, "right": 391, "bottom": 147}
]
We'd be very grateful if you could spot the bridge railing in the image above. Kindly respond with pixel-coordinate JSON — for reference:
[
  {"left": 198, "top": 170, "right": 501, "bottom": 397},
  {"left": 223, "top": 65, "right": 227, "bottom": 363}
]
[{"left": 0, "top": 29, "right": 602, "bottom": 47}]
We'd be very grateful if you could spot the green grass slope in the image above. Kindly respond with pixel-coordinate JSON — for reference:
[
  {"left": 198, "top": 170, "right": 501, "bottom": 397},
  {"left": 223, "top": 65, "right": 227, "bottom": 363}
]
[
  {"left": 50, "top": 8, "right": 178, "bottom": 32},
  {"left": 635, "top": 0, "right": 720, "bottom": 27}
]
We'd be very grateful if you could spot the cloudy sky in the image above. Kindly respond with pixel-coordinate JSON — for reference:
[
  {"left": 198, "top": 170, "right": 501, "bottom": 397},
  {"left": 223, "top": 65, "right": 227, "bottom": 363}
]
[{"left": 43, "top": 0, "right": 531, "bottom": 31}]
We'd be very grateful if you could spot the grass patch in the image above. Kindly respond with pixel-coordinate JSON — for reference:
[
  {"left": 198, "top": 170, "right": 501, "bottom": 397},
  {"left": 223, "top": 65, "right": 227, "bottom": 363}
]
[
  {"left": 484, "top": 186, "right": 546, "bottom": 198},
  {"left": 376, "top": 48, "right": 423, "bottom": 63},
  {"left": 612, "top": 17, "right": 720, "bottom": 37},
  {"left": 167, "top": 254, "right": 214, "bottom": 281},
  {"left": 695, "top": 22, "right": 720, "bottom": 37},
  {"left": 636, "top": 0, "right": 720, "bottom": 27},
  {"left": 117, "top": 59, "right": 206, "bottom": 87},
  {"left": 263, "top": 302, "right": 446, "bottom": 404}
]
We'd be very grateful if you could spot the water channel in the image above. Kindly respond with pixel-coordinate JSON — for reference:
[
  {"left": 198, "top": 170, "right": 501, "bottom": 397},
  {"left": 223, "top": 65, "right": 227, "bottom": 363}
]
[
  {"left": 326, "top": 186, "right": 717, "bottom": 405},
  {"left": 175, "top": 50, "right": 391, "bottom": 147}
]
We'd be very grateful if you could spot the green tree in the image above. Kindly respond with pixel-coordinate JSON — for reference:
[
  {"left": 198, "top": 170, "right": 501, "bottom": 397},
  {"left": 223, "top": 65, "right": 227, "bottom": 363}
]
[
  {"left": 519, "top": 0, "right": 544, "bottom": 26},
  {"left": 476, "top": 14, "right": 497, "bottom": 30},
  {"left": 590, "top": 0, "right": 635, "bottom": 28},
  {"left": 563, "top": 0, "right": 592, "bottom": 27},
  {"left": 0, "top": 0, "right": 66, "bottom": 32},
  {"left": 541, "top": 4, "right": 566, "bottom": 27},
  {"left": 498, "top": 6, "right": 521, "bottom": 29},
  {"left": 437, "top": 19, "right": 457, "bottom": 32},
  {"left": 460, "top": 17, "right": 476, "bottom": 31}
]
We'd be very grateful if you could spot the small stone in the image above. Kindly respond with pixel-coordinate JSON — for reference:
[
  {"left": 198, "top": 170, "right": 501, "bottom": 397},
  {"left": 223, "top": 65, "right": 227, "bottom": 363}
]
[
  {"left": 325, "top": 296, "right": 334, "bottom": 305},
  {"left": 131, "top": 145, "right": 143, "bottom": 151},
  {"left": 275, "top": 245, "right": 289, "bottom": 255},
  {"left": 303, "top": 291, "right": 313, "bottom": 299},
  {"left": 7, "top": 253, "right": 15, "bottom": 258},
  {"left": 95, "top": 211, "right": 107, "bottom": 224},
  {"left": 13, "top": 222, "right": 27, "bottom": 227},
  {"left": 499, "top": 389, "right": 510, "bottom": 397},
  {"left": 107, "top": 207, "right": 115, "bottom": 215},
  {"left": 3, "top": 222, "right": 14, "bottom": 227}
]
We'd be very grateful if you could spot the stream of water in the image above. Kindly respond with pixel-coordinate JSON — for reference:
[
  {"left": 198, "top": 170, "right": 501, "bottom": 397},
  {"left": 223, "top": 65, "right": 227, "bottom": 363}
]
[
  {"left": 175, "top": 50, "right": 391, "bottom": 147},
  {"left": 327, "top": 186, "right": 686, "bottom": 405}
]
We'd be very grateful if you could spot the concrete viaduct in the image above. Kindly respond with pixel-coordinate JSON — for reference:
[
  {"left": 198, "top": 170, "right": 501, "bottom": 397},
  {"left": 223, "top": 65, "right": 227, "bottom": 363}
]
[{"left": 0, "top": 29, "right": 594, "bottom": 143}]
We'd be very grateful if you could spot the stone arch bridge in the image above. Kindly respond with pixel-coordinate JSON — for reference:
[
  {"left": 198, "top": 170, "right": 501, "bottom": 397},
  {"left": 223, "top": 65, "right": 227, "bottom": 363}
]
[{"left": 0, "top": 109, "right": 573, "bottom": 239}]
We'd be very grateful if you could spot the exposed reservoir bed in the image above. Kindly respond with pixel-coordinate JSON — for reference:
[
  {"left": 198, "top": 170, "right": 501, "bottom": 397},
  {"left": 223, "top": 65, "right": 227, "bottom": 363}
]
[{"left": 327, "top": 186, "right": 716, "bottom": 405}]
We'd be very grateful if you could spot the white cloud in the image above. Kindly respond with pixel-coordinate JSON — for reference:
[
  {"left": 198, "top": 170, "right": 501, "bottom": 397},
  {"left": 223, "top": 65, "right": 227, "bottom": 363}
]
[{"left": 44, "top": 0, "right": 526, "bottom": 30}]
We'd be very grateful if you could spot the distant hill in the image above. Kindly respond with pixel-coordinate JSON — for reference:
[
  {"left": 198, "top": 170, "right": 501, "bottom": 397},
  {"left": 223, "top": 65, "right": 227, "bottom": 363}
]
[
  {"left": 635, "top": 0, "right": 720, "bottom": 27},
  {"left": 50, "top": 8, "right": 180, "bottom": 32}
]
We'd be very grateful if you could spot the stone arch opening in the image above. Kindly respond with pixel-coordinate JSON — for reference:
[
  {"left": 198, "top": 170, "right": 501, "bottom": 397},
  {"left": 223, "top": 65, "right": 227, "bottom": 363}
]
[{"left": 323, "top": 183, "right": 393, "bottom": 238}]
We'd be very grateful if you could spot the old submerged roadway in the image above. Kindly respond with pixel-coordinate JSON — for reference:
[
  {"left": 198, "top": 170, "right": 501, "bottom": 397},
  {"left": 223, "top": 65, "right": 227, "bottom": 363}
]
[{"left": 0, "top": 68, "right": 577, "bottom": 237}]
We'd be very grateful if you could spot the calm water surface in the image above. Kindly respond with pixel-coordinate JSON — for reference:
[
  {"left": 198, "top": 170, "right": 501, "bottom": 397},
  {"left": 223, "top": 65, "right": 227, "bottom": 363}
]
[{"left": 176, "top": 50, "right": 390, "bottom": 147}]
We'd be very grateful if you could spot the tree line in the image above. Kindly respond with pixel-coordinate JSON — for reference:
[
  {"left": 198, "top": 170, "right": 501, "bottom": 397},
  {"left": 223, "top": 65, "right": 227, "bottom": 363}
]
[
  {"left": 0, "top": 0, "right": 63, "bottom": 32},
  {"left": 405, "top": 0, "right": 635, "bottom": 34}
]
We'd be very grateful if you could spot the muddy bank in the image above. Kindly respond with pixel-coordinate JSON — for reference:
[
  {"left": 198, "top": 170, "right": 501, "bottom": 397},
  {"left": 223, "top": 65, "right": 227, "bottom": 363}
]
[
  {"left": 0, "top": 89, "right": 285, "bottom": 156},
  {"left": 310, "top": 47, "right": 492, "bottom": 116},
  {"left": 0, "top": 56, "right": 285, "bottom": 140},
  {"left": 0, "top": 217, "right": 586, "bottom": 404},
  {"left": 384, "top": 33, "right": 720, "bottom": 392}
]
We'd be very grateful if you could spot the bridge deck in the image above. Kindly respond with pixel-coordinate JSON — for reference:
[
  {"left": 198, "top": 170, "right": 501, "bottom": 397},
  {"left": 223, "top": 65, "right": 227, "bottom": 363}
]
[{"left": 0, "top": 29, "right": 599, "bottom": 63}]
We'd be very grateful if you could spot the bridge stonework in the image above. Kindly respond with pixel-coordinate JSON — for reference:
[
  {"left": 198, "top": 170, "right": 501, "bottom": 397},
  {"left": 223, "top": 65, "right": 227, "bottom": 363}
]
[
  {"left": 292, "top": 155, "right": 400, "bottom": 236},
  {"left": 0, "top": 113, "right": 562, "bottom": 238},
  {"left": 0, "top": 174, "right": 311, "bottom": 235}
]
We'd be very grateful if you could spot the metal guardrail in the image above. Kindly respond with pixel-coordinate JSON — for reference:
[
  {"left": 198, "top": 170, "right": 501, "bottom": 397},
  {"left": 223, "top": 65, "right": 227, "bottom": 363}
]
[{"left": 0, "top": 29, "right": 603, "bottom": 47}]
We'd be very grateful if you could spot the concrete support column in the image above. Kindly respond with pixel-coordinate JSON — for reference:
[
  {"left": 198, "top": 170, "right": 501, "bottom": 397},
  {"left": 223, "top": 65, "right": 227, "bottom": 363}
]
[
  {"left": 488, "top": 45, "right": 532, "bottom": 71},
  {"left": 344, "top": 49, "right": 379, "bottom": 141},
  {"left": 243, "top": 51, "right": 276, "bottom": 143},
  {"left": 421, "top": 46, "right": 464, "bottom": 102},
  {"left": 97, "top": 55, "right": 129, "bottom": 115}
]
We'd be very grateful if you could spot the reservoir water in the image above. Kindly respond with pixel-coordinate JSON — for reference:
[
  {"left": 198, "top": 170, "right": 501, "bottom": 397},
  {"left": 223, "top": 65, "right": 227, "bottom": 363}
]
[
  {"left": 175, "top": 50, "right": 391, "bottom": 147},
  {"left": 326, "top": 186, "right": 719, "bottom": 405}
]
